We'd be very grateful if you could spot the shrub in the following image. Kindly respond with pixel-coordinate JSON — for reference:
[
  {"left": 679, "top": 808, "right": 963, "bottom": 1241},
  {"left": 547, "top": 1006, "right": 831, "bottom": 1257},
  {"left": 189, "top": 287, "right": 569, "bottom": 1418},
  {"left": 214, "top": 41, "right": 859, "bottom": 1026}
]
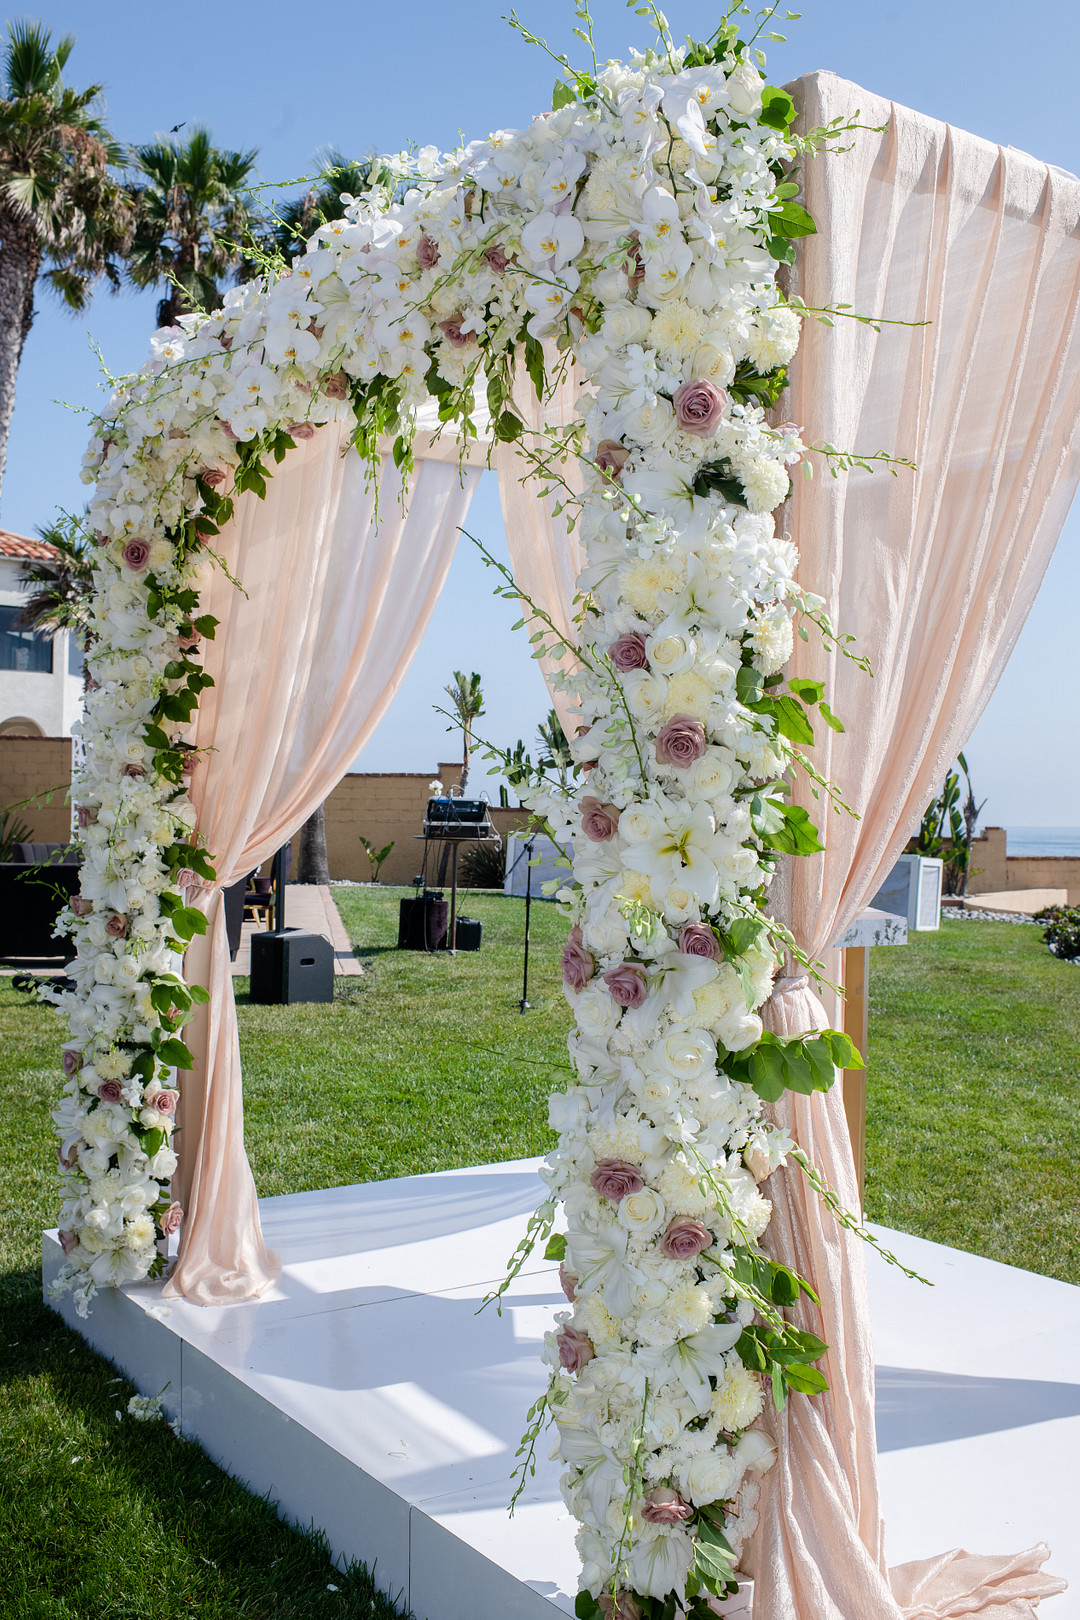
[
  {"left": 459, "top": 840, "right": 505, "bottom": 888},
  {"left": 1035, "top": 905, "right": 1080, "bottom": 961}
]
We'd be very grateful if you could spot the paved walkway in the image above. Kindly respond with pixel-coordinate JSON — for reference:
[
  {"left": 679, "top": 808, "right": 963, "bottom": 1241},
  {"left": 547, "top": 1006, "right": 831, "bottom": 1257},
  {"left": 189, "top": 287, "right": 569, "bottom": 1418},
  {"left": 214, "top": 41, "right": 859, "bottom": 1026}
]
[{"left": 232, "top": 884, "right": 362, "bottom": 977}]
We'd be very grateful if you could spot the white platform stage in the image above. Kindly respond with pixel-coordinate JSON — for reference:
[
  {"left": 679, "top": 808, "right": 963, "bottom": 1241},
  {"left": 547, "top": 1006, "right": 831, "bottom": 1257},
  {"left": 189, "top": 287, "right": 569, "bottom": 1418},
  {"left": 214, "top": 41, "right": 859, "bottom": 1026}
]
[{"left": 43, "top": 1159, "right": 1079, "bottom": 1620}]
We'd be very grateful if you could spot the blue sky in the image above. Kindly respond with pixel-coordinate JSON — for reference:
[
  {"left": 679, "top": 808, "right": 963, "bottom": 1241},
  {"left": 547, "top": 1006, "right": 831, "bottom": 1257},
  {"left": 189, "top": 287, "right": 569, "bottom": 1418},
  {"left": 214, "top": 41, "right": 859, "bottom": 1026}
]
[{"left": 4, "top": 0, "right": 1077, "bottom": 825}]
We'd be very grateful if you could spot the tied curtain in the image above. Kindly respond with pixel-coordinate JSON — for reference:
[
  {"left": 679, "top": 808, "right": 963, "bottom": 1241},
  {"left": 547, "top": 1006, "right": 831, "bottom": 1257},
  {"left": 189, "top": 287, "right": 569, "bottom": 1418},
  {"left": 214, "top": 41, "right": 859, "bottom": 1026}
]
[
  {"left": 735, "top": 72, "right": 1080, "bottom": 1619},
  {"left": 167, "top": 425, "right": 480, "bottom": 1304}
]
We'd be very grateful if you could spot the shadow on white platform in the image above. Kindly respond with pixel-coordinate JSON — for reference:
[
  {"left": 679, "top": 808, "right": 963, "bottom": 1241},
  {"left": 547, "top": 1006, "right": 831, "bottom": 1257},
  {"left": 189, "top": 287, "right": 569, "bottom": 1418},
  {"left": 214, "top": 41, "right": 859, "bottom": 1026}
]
[{"left": 43, "top": 1160, "right": 1078, "bottom": 1619}]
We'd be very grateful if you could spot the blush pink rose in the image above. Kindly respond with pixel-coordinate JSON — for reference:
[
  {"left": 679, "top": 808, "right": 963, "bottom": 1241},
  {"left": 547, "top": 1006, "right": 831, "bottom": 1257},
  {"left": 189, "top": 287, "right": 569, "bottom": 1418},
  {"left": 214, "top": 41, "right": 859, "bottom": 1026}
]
[
  {"left": 105, "top": 912, "right": 128, "bottom": 939},
  {"left": 603, "top": 962, "right": 648, "bottom": 1008},
  {"left": 61, "top": 1048, "right": 82, "bottom": 1077},
  {"left": 678, "top": 922, "right": 722, "bottom": 961},
  {"left": 655, "top": 714, "right": 707, "bottom": 767},
  {"left": 97, "top": 1080, "right": 125, "bottom": 1105},
  {"left": 122, "top": 538, "right": 151, "bottom": 571},
  {"left": 595, "top": 439, "right": 630, "bottom": 481},
  {"left": 417, "top": 233, "right": 441, "bottom": 270},
  {"left": 661, "top": 1216, "right": 713, "bottom": 1260},
  {"left": 437, "top": 315, "right": 475, "bottom": 348},
  {"left": 559, "top": 1263, "right": 578, "bottom": 1301},
  {"left": 76, "top": 806, "right": 97, "bottom": 829},
  {"left": 581, "top": 796, "right": 620, "bottom": 841},
  {"left": 483, "top": 243, "right": 509, "bottom": 273},
  {"left": 151, "top": 1088, "right": 178, "bottom": 1116},
  {"left": 121, "top": 763, "right": 145, "bottom": 779},
  {"left": 673, "top": 379, "right": 728, "bottom": 437},
  {"left": 590, "top": 1160, "right": 644, "bottom": 1203},
  {"left": 58, "top": 1229, "right": 78, "bottom": 1255},
  {"left": 287, "top": 421, "right": 317, "bottom": 440},
  {"left": 641, "top": 1487, "right": 694, "bottom": 1525},
  {"left": 562, "top": 926, "right": 595, "bottom": 992},
  {"left": 322, "top": 368, "right": 350, "bottom": 400},
  {"left": 58, "top": 1142, "right": 79, "bottom": 1169},
  {"left": 608, "top": 631, "right": 648, "bottom": 671},
  {"left": 557, "top": 1325, "right": 595, "bottom": 1373},
  {"left": 160, "top": 1201, "right": 184, "bottom": 1235},
  {"left": 200, "top": 467, "right": 226, "bottom": 487},
  {"left": 70, "top": 896, "right": 93, "bottom": 917}
]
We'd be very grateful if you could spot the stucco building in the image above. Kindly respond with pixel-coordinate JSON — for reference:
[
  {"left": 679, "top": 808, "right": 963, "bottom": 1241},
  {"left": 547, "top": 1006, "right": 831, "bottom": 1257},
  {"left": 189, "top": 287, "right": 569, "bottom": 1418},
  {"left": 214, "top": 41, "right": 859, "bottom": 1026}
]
[{"left": 0, "top": 530, "right": 84, "bottom": 739}]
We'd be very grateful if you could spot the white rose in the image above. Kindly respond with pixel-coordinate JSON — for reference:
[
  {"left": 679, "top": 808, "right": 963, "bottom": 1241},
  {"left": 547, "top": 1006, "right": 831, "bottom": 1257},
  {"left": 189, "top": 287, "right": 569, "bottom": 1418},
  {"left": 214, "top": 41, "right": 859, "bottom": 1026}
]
[
  {"left": 645, "top": 632, "right": 695, "bottom": 676},
  {"left": 690, "top": 748, "right": 737, "bottom": 801},
  {"left": 617, "top": 1188, "right": 666, "bottom": 1237},
  {"left": 148, "top": 1146, "right": 178, "bottom": 1178},
  {"left": 619, "top": 802, "right": 660, "bottom": 844},
  {"left": 656, "top": 1029, "right": 717, "bottom": 1081},
  {"left": 627, "top": 397, "right": 676, "bottom": 448},
  {"left": 726, "top": 60, "right": 764, "bottom": 117},
  {"left": 573, "top": 984, "right": 621, "bottom": 1041},
  {"left": 714, "top": 1007, "right": 762, "bottom": 1053},
  {"left": 661, "top": 884, "right": 700, "bottom": 926},
  {"left": 735, "top": 1429, "right": 777, "bottom": 1474},
  {"left": 620, "top": 669, "right": 667, "bottom": 722},
  {"left": 634, "top": 1278, "right": 669, "bottom": 1311},
  {"left": 602, "top": 302, "right": 653, "bottom": 345},
  {"left": 690, "top": 339, "right": 735, "bottom": 387},
  {"left": 680, "top": 1446, "right": 742, "bottom": 1506}
]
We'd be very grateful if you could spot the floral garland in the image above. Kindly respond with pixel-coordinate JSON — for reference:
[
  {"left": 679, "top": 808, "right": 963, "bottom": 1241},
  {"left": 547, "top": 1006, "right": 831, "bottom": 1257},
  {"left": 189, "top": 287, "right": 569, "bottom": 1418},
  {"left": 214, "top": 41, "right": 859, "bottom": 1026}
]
[{"left": 49, "top": 11, "right": 858, "bottom": 1611}]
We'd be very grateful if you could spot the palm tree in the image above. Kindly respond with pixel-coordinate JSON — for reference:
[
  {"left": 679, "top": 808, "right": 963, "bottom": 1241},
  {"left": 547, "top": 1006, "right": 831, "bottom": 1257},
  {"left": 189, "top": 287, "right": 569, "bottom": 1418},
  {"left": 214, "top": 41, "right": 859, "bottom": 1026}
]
[
  {"left": 536, "top": 707, "right": 573, "bottom": 789},
  {"left": 0, "top": 21, "right": 131, "bottom": 502},
  {"left": 125, "top": 126, "right": 260, "bottom": 327},
  {"left": 444, "top": 671, "right": 485, "bottom": 794},
  {"left": 16, "top": 514, "right": 94, "bottom": 671},
  {"left": 264, "top": 150, "right": 375, "bottom": 266}
]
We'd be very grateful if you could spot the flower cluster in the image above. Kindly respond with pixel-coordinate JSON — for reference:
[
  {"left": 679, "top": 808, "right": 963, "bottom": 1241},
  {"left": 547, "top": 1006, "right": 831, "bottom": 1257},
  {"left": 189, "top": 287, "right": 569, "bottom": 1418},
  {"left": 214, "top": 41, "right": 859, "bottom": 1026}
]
[{"left": 52, "top": 17, "right": 834, "bottom": 1609}]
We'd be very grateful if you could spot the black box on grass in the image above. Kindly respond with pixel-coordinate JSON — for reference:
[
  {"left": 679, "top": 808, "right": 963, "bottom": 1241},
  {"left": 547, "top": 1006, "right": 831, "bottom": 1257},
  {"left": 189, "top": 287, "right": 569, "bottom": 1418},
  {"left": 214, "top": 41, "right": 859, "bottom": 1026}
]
[
  {"left": 249, "top": 929, "right": 335, "bottom": 1003},
  {"left": 453, "top": 917, "right": 482, "bottom": 952},
  {"left": 398, "top": 894, "right": 449, "bottom": 951}
]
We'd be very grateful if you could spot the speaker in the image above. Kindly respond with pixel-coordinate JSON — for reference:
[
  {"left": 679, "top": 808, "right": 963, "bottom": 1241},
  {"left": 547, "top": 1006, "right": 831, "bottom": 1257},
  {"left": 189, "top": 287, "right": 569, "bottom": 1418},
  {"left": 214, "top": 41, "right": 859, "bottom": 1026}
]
[
  {"left": 398, "top": 894, "right": 449, "bottom": 951},
  {"left": 249, "top": 929, "right": 335, "bottom": 1003},
  {"left": 452, "top": 916, "right": 482, "bottom": 952}
]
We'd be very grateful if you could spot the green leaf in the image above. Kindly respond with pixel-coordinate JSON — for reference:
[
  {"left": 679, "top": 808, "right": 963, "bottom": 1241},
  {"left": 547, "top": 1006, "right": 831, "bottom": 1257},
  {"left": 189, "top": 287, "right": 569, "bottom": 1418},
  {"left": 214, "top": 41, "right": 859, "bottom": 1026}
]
[
  {"left": 139, "top": 1125, "right": 166, "bottom": 1159},
  {"left": 822, "top": 1029, "right": 865, "bottom": 1070},
  {"left": 772, "top": 695, "right": 815, "bottom": 745},
  {"left": 787, "top": 677, "right": 824, "bottom": 704},
  {"left": 575, "top": 1592, "right": 602, "bottom": 1620},
  {"left": 747, "top": 1044, "right": 787, "bottom": 1102},
  {"left": 524, "top": 334, "right": 546, "bottom": 400},
  {"left": 770, "top": 1265, "right": 800, "bottom": 1307},
  {"left": 156, "top": 1037, "right": 194, "bottom": 1070},
  {"left": 759, "top": 85, "right": 797, "bottom": 129},
  {"left": 758, "top": 803, "right": 825, "bottom": 856},
  {"left": 169, "top": 906, "right": 208, "bottom": 943},
  {"left": 780, "top": 1042, "right": 815, "bottom": 1094},
  {"left": 552, "top": 78, "right": 576, "bottom": 110},
  {"left": 818, "top": 701, "right": 845, "bottom": 732},
  {"left": 735, "top": 664, "right": 764, "bottom": 706},
  {"left": 495, "top": 409, "right": 525, "bottom": 443},
  {"left": 804, "top": 1037, "right": 837, "bottom": 1091},
  {"left": 725, "top": 917, "right": 763, "bottom": 956},
  {"left": 770, "top": 199, "right": 818, "bottom": 239},
  {"left": 784, "top": 1363, "right": 830, "bottom": 1395},
  {"left": 543, "top": 1233, "right": 567, "bottom": 1262},
  {"left": 767, "top": 234, "right": 796, "bottom": 265},
  {"left": 694, "top": 1517, "right": 737, "bottom": 1592}
]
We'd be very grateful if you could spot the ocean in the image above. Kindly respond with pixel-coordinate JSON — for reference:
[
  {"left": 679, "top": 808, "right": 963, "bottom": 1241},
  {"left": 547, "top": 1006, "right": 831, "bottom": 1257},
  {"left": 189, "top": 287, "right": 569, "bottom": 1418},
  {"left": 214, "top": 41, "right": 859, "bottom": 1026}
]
[{"left": 1005, "top": 827, "right": 1080, "bottom": 858}]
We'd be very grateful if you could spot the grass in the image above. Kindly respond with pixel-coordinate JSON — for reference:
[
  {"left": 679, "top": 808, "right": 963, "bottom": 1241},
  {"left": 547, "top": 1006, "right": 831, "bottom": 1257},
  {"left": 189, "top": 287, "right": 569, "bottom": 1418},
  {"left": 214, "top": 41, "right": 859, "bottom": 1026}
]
[{"left": 1, "top": 897, "right": 1077, "bottom": 1616}]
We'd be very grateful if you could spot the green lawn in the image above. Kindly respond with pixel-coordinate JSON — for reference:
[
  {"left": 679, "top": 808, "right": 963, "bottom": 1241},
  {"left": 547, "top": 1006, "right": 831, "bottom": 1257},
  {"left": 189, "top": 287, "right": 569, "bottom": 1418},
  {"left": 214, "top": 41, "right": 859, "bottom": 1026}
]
[{"left": 1, "top": 899, "right": 1077, "bottom": 1617}]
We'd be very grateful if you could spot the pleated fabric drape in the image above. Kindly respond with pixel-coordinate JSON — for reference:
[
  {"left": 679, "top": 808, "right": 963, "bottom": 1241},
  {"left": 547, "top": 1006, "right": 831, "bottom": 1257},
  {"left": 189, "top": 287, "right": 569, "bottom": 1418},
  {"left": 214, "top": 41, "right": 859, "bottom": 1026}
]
[
  {"left": 738, "top": 70, "right": 1079, "bottom": 1619},
  {"left": 166, "top": 423, "right": 480, "bottom": 1304}
]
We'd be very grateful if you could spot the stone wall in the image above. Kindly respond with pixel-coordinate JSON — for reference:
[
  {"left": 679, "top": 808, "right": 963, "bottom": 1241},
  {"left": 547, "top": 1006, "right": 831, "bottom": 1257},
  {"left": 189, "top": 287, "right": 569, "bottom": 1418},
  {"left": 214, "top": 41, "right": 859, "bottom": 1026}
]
[
  {"left": 965, "top": 825, "right": 1080, "bottom": 904},
  {"left": 0, "top": 735, "right": 73, "bottom": 842}
]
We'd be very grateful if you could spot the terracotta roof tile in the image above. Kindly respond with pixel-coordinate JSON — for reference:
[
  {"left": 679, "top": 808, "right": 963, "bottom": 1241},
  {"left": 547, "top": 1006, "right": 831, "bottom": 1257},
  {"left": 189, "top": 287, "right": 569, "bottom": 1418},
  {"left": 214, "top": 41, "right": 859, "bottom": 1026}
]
[{"left": 0, "top": 528, "right": 60, "bottom": 560}]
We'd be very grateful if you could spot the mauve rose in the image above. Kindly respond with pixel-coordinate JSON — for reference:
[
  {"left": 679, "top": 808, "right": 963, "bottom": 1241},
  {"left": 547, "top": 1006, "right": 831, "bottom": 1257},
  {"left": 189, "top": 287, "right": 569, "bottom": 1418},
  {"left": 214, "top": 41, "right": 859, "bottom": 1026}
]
[
  {"left": 484, "top": 243, "right": 509, "bottom": 273},
  {"left": 95, "top": 529, "right": 110, "bottom": 545},
  {"left": 70, "top": 896, "right": 93, "bottom": 917},
  {"left": 322, "top": 368, "right": 350, "bottom": 400},
  {"left": 176, "top": 868, "right": 196, "bottom": 890},
  {"left": 599, "top": 1594, "right": 641, "bottom": 1620},
  {"left": 287, "top": 421, "right": 316, "bottom": 440},
  {"left": 562, "top": 926, "right": 595, "bottom": 992},
  {"left": 160, "top": 1201, "right": 183, "bottom": 1235},
  {"left": 122, "top": 538, "right": 151, "bottom": 571},
  {"left": 121, "top": 763, "right": 145, "bottom": 779},
  {"left": 603, "top": 962, "right": 648, "bottom": 1008},
  {"left": 595, "top": 439, "right": 630, "bottom": 481},
  {"left": 557, "top": 1325, "right": 595, "bottom": 1373},
  {"left": 655, "top": 714, "right": 707, "bottom": 767},
  {"left": 559, "top": 1263, "right": 578, "bottom": 1301},
  {"left": 62, "top": 1048, "right": 82, "bottom": 1077},
  {"left": 417, "top": 233, "right": 440, "bottom": 270},
  {"left": 661, "top": 1215, "right": 713, "bottom": 1260},
  {"left": 218, "top": 418, "right": 240, "bottom": 440},
  {"left": 590, "top": 1160, "right": 644, "bottom": 1203},
  {"left": 438, "top": 315, "right": 475, "bottom": 349},
  {"left": 678, "top": 921, "right": 722, "bottom": 961},
  {"left": 105, "top": 912, "right": 128, "bottom": 939},
  {"left": 641, "top": 1487, "right": 694, "bottom": 1525},
  {"left": 58, "top": 1142, "right": 79, "bottom": 1169},
  {"left": 97, "top": 1080, "right": 125, "bottom": 1105},
  {"left": 76, "top": 806, "right": 97, "bottom": 829},
  {"left": 152, "top": 1089, "right": 178, "bottom": 1116},
  {"left": 200, "top": 467, "right": 226, "bottom": 487},
  {"left": 609, "top": 631, "right": 648, "bottom": 671},
  {"left": 179, "top": 748, "right": 196, "bottom": 775},
  {"left": 672, "top": 378, "right": 728, "bottom": 437},
  {"left": 58, "top": 1229, "right": 78, "bottom": 1256},
  {"left": 581, "top": 796, "right": 620, "bottom": 841}
]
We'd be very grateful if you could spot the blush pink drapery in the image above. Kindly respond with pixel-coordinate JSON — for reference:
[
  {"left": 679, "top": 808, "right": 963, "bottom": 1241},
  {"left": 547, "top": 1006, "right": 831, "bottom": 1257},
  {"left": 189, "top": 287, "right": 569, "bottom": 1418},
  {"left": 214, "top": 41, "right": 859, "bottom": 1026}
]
[
  {"left": 737, "top": 71, "right": 1079, "bottom": 1618},
  {"left": 166, "top": 424, "right": 480, "bottom": 1304}
]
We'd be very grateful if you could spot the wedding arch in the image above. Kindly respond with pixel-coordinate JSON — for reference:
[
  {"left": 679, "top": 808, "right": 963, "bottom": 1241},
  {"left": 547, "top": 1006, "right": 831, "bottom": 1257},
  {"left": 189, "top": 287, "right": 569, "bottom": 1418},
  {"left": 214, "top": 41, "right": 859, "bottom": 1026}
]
[{"left": 47, "top": 15, "right": 1080, "bottom": 1620}]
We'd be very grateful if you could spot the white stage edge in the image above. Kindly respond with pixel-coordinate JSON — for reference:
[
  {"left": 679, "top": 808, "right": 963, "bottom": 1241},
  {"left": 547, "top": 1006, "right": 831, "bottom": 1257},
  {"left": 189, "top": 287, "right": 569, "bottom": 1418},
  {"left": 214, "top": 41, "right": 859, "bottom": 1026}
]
[{"left": 43, "top": 1159, "right": 1079, "bottom": 1619}]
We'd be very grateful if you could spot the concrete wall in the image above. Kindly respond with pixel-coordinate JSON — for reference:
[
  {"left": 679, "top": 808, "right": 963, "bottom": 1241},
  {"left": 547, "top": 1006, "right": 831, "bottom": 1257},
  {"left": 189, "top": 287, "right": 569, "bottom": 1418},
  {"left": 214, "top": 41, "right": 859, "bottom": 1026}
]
[
  {"left": 0, "top": 735, "right": 73, "bottom": 841},
  {"left": 964, "top": 825, "right": 1080, "bottom": 904}
]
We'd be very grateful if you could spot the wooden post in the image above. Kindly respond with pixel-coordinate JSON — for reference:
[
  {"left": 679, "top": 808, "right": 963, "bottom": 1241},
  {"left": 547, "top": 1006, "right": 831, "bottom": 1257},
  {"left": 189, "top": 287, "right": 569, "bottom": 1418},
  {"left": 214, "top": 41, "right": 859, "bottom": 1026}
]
[{"left": 842, "top": 944, "right": 869, "bottom": 1210}]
